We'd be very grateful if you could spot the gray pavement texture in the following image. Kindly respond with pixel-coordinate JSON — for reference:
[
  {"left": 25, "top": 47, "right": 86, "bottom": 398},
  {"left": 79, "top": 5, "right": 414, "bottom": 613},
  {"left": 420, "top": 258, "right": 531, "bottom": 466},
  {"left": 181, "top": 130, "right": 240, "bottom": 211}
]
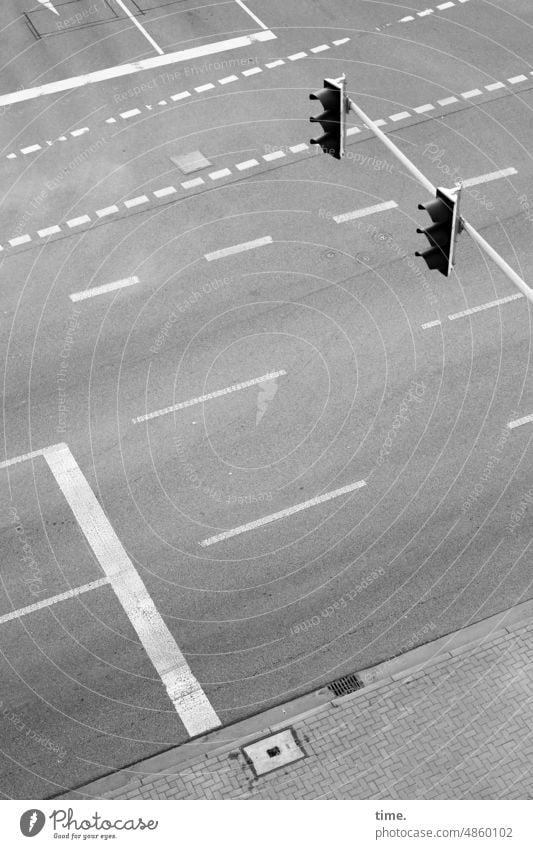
[{"left": 59, "top": 599, "right": 533, "bottom": 800}]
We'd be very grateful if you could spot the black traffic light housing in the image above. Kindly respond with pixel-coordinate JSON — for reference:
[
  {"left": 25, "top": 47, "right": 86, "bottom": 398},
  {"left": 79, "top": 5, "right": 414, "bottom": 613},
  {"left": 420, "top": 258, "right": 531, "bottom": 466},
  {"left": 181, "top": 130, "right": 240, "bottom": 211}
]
[
  {"left": 415, "top": 187, "right": 462, "bottom": 276},
  {"left": 309, "top": 76, "right": 347, "bottom": 159}
]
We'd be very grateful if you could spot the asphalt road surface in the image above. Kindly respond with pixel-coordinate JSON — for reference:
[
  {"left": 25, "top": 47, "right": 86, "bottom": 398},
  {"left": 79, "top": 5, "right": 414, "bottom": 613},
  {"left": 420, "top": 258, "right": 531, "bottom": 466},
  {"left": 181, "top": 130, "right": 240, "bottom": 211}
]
[{"left": 0, "top": 0, "right": 532, "bottom": 798}]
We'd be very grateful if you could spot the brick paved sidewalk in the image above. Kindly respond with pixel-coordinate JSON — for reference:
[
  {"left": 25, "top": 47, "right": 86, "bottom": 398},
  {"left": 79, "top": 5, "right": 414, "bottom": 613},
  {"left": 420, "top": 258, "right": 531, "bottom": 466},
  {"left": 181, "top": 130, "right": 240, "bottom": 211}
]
[{"left": 60, "top": 601, "right": 533, "bottom": 801}]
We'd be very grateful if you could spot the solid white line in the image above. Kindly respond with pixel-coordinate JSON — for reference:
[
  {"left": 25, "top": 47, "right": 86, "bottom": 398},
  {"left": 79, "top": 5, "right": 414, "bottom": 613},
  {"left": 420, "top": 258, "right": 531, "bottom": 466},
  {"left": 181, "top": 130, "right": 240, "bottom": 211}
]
[
  {"left": 44, "top": 443, "right": 220, "bottom": 736},
  {"left": 124, "top": 194, "right": 149, "bottom": 207},
  {"left": 462, "top": 88, "right": 482, "bottom": 98},
  {"left": 460, "top": 167, "right": 517, "bottom": 187},
  {"left": 70, "top": 276, "right": 139, "bottom": 302},
  {"left": 113, "top": 0, "right": 164, "bottom": 55},
  {"left": 449, "top": 292, "right": 523, "bottom": 320},
  {"left": 38, "top": 225, "right": 61, "bottom": 237},
  {"left": 234, "top": 0, "right": 269, "bottom": 30},
  {"left": 508, "top": 413, "right": 533, "bottom": 430},
  {"left": 485, "top": 81, "right": 505, "bottom": 91},
  {"left": 0, "top": 579, "right": 110, "bottom": 626},
  {"left": 0, "top": 32, "right": 276, "bottom": 107},
  {"left": 21, "top": 144, "right": 41, "bottom": 154},
  {"left": 205, "top": 234, "right": 272, "bottom": 261},
  {"left": 200, "top": 480, "right": 367, "bottom": 547},
  {"left": 182, "top": 177, "right": 204, "bottom": 188},
  {"left": 389, "top": 111, "right": 410, "bottom": 121},
  {"left": 219, "top": 75, "right": 238, "bottom": 84},
  {"left": 288, "top": 52, "right": 307, "bottom": 60},
  {"left": 0, "top": 449, "right": 45, "bottom": 469},
  {"left": 414, "top": 103, "right": 434, "bottom": 113},
  {"left": 96, "top": 205, "right": 119, "bottom": 217},
  {"left": 67, "top": 215, "right": 91, "bottom": 228},
  {"left": 134, "top": 370, "right": 286, "bottom": 423},
  {"left": 422, "top": 319, "right": 442, "bottom": 329},
  {"left": 438, "top": 96, "right": 458, "bottom": 105},
  {"left": 242, "top": 67, "right": 262, "bottom": 76},
  {"left": 209, "top": 168, "right": 231, "bottom": 180},
  {"left": 236, "top": 158, "right": 259, "bottom": 170},
  {"left": 263, "top": 150, "right": 286, "bottom": 161},
  {"left": 333, "top": 200, "right": 398, "bottom": 223},
  {"left": 154, "top": 185, "right": 176, "bottom": 197},
  {"left": 9, "top": 235, "right": 31, "bottom": 246}
]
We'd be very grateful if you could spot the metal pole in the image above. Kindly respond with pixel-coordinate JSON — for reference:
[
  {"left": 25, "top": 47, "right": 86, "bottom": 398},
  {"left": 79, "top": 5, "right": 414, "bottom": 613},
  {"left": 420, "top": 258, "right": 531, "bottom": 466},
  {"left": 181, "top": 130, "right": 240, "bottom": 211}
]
[{"left": 348, "top": 96, "right": 533, "bottom": 304}]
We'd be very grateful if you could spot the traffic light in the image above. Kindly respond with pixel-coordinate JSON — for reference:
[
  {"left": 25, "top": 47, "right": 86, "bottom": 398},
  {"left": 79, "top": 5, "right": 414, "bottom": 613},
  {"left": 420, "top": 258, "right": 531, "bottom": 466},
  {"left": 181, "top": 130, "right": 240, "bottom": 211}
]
[
  {"left": 309, "top": 76, "right": 347, "bottom": 159},
  {"left": 415, "top": 187, "right": 461, "bottom": 276}
]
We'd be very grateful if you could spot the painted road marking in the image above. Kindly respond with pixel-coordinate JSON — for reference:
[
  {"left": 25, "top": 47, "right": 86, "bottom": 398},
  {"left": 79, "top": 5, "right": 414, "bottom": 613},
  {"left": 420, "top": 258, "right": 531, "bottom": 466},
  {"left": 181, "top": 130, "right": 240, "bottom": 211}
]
[
  {"left": 462, "top": 88, "right": 482, "bottom": 98},
  {"left": 124, "top": 194, "right": 149, "bottom": 207},
  {"left": 171, "top": 91, "right": 190, "bottom": 101},
  {"left": 153, "top": 186, "right": 176, "bottom": 197},
  {"left": 120, "top": 108, "right": 142, "bottom": 118},
  {"left": 0, "top": 579, "right": 110, "bottom": 626},
  {"left": 70, "top": 276, "right": 140, "bottom": 302},
  {"left": 459, "top": 167, "right": 517, "bottom": 187},
  {"left": 113, "top": 0, "right": 164, "bottom": 55},
  {"left": 134, "top": 370, "right": 286, "bottom": 423},
  {"left": 200, "top": 480, "right": 367, "bottom": 547},
  {"left": 449, "top": 292, "right": 523, "bottom": 320},
  {"left": 333, "top": 200, "right": 398, "bottom": 223},
  {"left": 486, "top": 81, "right": 505, "bottom": 91},
  {"left": 437, "top": 2, "right": 455, "bottom": 8},
  {"left": 311, "top": 44, "right": 329, "bottom": 53},
  {"left": 236, "top": 158, "right": 259, "bottom": 170},
  {"left": 288, "top": 52, "right": 307, "bottom": 61},
  {"left": 509, "top": 75, "right": 528, "bottom": 84},
  {"left": 182, "top": 177, "right": 204, "bottom": 188},
  {"left": 347, "top": 126, "right": 361, "bottom": 136},
  {"left": 38, "top": 225, "right": 61, "bottom": 237},
  {"left": 389, "top": 111, "right": 410, "bottom": 121},
  {"left": 418, "top": 9, "right": 434, "bottom": 16},
  {"left": 209, "top": 168, "right": 232, "bottom": 180},
  {"left": 0, "top": 31, "right": 276, "bottom": 107},
  {"left": 205, "top": 235, "right": 272, "bottom": 261},
  {"left": 438, "top": 96, "right": 458, "bottom": 106},
  {"left": 508, "top": 413, "right": 533, "bottom": 430},
  {"left": 195, "top": 83, "right": 215, "bottom": 92},
  {"left": 242, "top": 67, "right": 262, "bottom": 76},
  {"left": 422, "top": 319, "right": 442, "bottom": 329},
  {"left": 263, "top": 150, "right": 286, "bottom": 161},
  {"left": 265, "top": 59, "right": 284, "bottom": 68},
  {"left": 67, "top": 215, "right": 91, "bottom": 228},
  {"left": 219, "top": 75, "right": 238, "bottom": 84},
  {"left": 9, "top": 235, "right": 31, "bottom": 246},
  {"left": 21, "top": 144, "right": 41, "bottom": 155},
  {"left": 414, "top": 104, "right": 434, "bottom": 113},
  {"left": 44, "top": 443, "right": 220, "bottom": 736},
  {"left": 289, "top": 143, "right": 308, "bottom": 152},
  {"left": 0, "top": 449, "right": 45, "bottom": 469},
  {"left": 235, "top": 0, "right": 269, "bottom": 30},
  {"left": 96, "top": 205, "right": 119, "bottom": 218}
]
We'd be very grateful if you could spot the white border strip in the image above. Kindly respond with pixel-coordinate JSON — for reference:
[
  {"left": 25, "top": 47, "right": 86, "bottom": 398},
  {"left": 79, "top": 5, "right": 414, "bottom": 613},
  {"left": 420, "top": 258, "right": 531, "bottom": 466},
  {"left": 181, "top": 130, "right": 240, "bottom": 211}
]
[
  {"left": 133, "top": 370, "right": 287, "bottom": 423},
  {"left": 508, "top": 413, "right": 533, "bottom": 430},
  {"left": 70, "top": 276, "right": 139, "bottom": 302},
  {"left": 200, "top": 480, "right": 367, "bottom": 547},
  {"left": 333, "top": 200, "right": 398, "bottom": 223},
  {"left": 0, "top": 579, "right": 110, "bottom": 626},
  {"left": 205, "top": 235, "right": 272, "bottom": 261},
  {"left": 44, "top": 443, "right": 220, "bottom": 736},
  {"left": 449, "top": 292, "right": 523, "bottom": 320}
]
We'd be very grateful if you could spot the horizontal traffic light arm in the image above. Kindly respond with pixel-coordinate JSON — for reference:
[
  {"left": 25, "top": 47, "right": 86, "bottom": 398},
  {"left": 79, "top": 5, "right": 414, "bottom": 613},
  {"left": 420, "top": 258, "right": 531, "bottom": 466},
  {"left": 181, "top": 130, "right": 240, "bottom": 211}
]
[{"left": 346, "top": 94, "right": 533, "bottom": 303}]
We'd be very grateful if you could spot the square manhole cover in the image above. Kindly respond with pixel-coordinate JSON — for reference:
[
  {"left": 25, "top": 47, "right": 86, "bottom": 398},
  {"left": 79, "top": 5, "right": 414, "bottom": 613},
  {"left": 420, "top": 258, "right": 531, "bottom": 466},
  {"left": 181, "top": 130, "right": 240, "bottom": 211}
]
[
  {"left": 171, "top": 150, "right": 211, "bottom": 174},
  {"left": 243, "top": 729, "right": 305, "bottom": 777}
]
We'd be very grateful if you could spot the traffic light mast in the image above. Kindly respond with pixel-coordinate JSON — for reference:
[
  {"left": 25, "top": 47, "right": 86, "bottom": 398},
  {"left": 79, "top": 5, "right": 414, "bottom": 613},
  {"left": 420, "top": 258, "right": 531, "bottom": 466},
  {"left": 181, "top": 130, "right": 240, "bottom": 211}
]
[{"left": 309, "top": 75, "right": 347, "bottom": 160}]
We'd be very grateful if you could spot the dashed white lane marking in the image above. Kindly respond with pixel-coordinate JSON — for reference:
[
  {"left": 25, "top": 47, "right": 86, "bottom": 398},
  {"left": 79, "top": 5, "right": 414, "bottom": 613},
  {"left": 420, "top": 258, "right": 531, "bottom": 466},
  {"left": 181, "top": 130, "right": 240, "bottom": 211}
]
[
  {"left": 485, "top": 81, "right": 505, "bottom": 91},
  {"left": 399, "top": 15, "right": 414, "bottom": 21},
  {"left": 0, "top": 579, "right": 110, "bottom": 626},
  {"left": 205, "top": 234, "right": 272, "bottom": 261},
  {"left": 310, "top": 44, "right": 329, "bottom": 53},
  {"left": 414, "top": 103, "right": 434, "bottom": 113},
  {"left": 263, "top": 150, "right": 286, "bottom": 161},
  {"left": 195, "top": 83, "right": 215, "bottom": 92},
  {"left": 171, "top": 90, "right": 191, "bottom": 101},
  {"left": 70, "top": 127, "right": 89, "bottom": 137},
  {"left": 333, "top": 37, "right": 350, "bottom": 45},
  {"left": 449, "top": 292, "right": 523, "bottom": 320},
  {"left": 153, "top": 185, "right": 176, "bottom": 197},
  {"left": 389, "top": 111, "right": 410, "bottom": 121},
  {"left": 182, "top": 177, "right": 205, "bottom": 188},
  {"left": 373, "top": 118, "right": 387, "bottom": 127},
  {"left": 21, "top": 144, "right": 41, "bottom": 154},
  {"left": 333, "top": 200, "right": 398, "bottom": 223},
  {"left": 437, "top": 2, "right": 455, "bottom": 8},
  {"left": 200, "top": 479, "right": 367, "bottom": 547},
  {"left": 288, "top": 52, "right": 307, "bottom": 60},
  {"left": 418, "top": 9, "right": 434, "bottom": 16},
  {"left": 422, "top": 319, "right": 442, "bottom": 329},
  {"left": 38, "top": 225, "right": 61, "bottom": 237},
  {"left": 508, "top": 413, "right": 533, "bottom": 430},
  {"left": 438, "top": 96, "right": 458, "bottom": 106},
  {"left": 509, "top": 75, "right": 528, "bottom": 84},
  {"left": 236, "top": 158, "right": 259, "bottom": 170},
  {"left": 0, "top": 31, "right": 276, "bottom": 107},
  {"left": 219, "top": 75, "right": 239, "bottom": 84},
  {"left": 209, "top": 168, "right": 232, "bottom": 180},
  {"left": 459, "top": 167, "right": 517, "bottom": 187},
  {"left": 96, "top": 205, "right": 119, "bottom": 217},
  {"left": 120, "top": 108, "right": 142, "bottom": 118},
  {"left": 44, "top": 443, "right": 220, "bottom": 736},
  {"left": 462, "top": 88, "right": 482, "bottom": 99},
  {"left": 265, "top": 59, "right": 284, "bottom": 68},
  {"left": 0, "top": 448, "right": 45, "bottom": 469},
  {"left": 242, "top": 66, "right": 262, "bottom": 76},
  {"left": 133, "top": 370, "right": 287, "bottom": 423},
  {"left": 113, "top": 0, "right": 164, "bottom": 55},
  {"left": 289, "top": 143, "right": 309, "bottom": 152},
  {"left": 9, "top": 235, "right": 31, "bottom": 246},
  {"left": 347, "top": 126, "right": 361, "bottom": 136},
  {"left": 124, "top": 194, "right": 149, "bottom": 207},
  {"left": 67, "top": 215, "right": 91, "bottom": 228},
  {"left": 70, "top": 276, "right": 140, "bottom": 302},
  {"left": 235, "top": 0, "right": 269, "bottom": 30}
]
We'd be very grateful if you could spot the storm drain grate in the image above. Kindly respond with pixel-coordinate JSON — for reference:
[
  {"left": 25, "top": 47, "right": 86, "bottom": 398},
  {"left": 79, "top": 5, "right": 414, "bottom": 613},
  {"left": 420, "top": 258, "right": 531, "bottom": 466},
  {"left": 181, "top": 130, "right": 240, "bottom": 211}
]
[{"left": 327, "top": 672, "right": 363, "bottom": 698}]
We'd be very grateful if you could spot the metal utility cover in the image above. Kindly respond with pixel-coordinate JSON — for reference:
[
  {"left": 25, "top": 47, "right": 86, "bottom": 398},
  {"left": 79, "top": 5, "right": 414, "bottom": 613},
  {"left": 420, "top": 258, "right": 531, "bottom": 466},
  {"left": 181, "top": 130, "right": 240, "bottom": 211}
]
[
  {"left": 243, "top": 729, "right": 305, "bottom": 776},
  {"left": 171, "top": 151, "right": 211, "bottom": 173}
]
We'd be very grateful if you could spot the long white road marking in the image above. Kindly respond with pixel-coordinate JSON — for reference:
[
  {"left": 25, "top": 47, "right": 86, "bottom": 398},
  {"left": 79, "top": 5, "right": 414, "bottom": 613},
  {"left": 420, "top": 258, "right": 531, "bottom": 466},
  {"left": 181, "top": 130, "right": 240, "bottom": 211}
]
[
  {"left": 70, "top": 276, "right": 139, "bottom": 303},
  {"left": 448, "top": 292, "right": 523, "bottom": 320},
  {"left": 0, "top": 31, "right": 276, "bottom": 107},
  {"left": 422, "top": 319, "right": 442, "bottom": 329},
  {"left": 508, "top": 413, "right": 533, "bottom": 430},
  {"left": 459, "top": 167, "right": 517, "bottom": 188},
  {"left": 44, "top": 443, "right": 220, "bottom": 736},
  {"left": 0, "top": 579, "right": 110, "bottom": 626},
  {"left": 133, "top": 370, "right": 287, "bottom": 423},
  {"left": 235, "top": 0, "right": 269, "bottom": 30},
  {"left": 333, "top": 200, "right": 398, "bottom": 223},
  {"left": 0, "top": 448, "right": 45, "bottom": 469},
  {"left": 200, "top": 480, "right": 367, "bottom": 547},
  {"left": 205, "top": 235, "right": 272, "bottom": 261},
  {"left": 113, "top": 0, "right": 164, "bottom": 55}
]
